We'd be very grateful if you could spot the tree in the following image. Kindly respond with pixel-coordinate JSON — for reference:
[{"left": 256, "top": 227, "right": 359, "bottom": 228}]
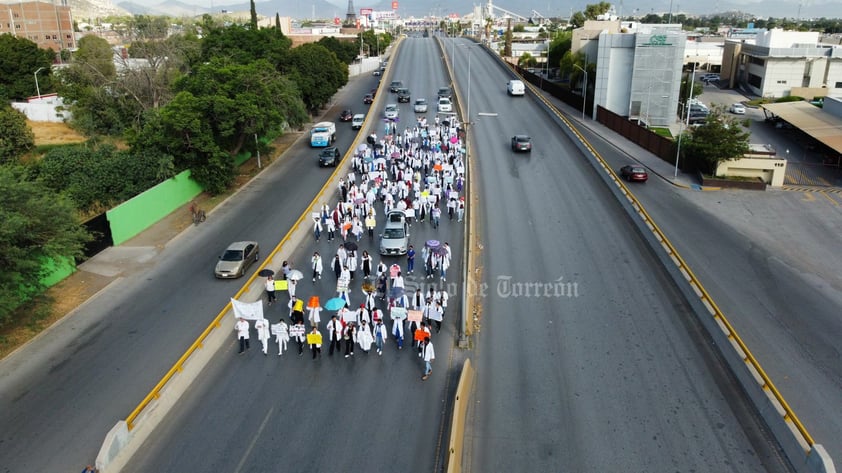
[
  {"left": 548, "top": 30, "right": 572, "bottom": 70},
  {"left": 0, "top": 105, "right": 34, "bottom": 164},
  {"left": 133, "top": 58, "right": 308, "bottom": 193},
  {"left": 56, "top": 34, "right": 124, "bottom": 134},
  {"left": 504, "top": 22, "right": 513, "bottom": 57},
  {"left": 518, "top": 52, "right": 537, "bottom": 67},
  {"left": 128, "top": 15, "right": 170, "bottom": 40},
  {"left": 249, "top": 0, "right": 258, "bottom": 30},
  {"left": 126, "top": 33, "right": 202, "bottom": 111},
  {"left": 286, "top": 43, "right": 348, "bottom": 111},
  {"left": 199, "top": 24, "right": 291, "bottom": 69},
  {"left": 275, "top": 13, "right": 281, "bottom": 30},
  {"left": 0, "top": 165, "right": 90, "bottom": 325},
  {"left": 583, "top": 2, "right": 612, "bottom": 19},
  {"left": 35, "top": 143, "right": 174, "bottom": 213},
  {"left": 0, "top": 35, "right": 56, "bottom": 101},
  {"left": 680, "top": 111, "right": 750, "bottom": 174},
  {"left": 317, "top": 36, "right": 359, "bottom": 65},
  {"left": 569, "top": 11, "right": 586, "bottom": 28}
]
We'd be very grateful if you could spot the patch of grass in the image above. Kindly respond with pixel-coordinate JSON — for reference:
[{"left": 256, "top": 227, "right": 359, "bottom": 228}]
[
  {"left": 27, "top": 120, "right": 86, "bottom": 146},
  {"left": 649, "top": 127, "right": 673, "bottom": 138}
]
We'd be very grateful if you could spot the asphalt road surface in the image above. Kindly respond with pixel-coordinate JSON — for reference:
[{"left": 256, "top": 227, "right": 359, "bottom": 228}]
[
  {"left": 0, "top": 57, "right": 387, "bottom": 473},
  {"left": 121, "top": 37, "right": 467, "bottom": 472},
  {"left": 578, "top": 118, "right": 842, "bottom": 463},
  {"left": 448, "top": 37, "right": 791, "bottom": 472}
]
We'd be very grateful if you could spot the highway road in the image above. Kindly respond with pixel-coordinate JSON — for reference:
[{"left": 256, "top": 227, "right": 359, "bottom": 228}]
[
  {"left": 121, "top": 37, "right": 467, "bottom": 472},
  {"left": 0, "top": 57, "right": 387, "bottom": 472},
  {"left": 447, "top": 38, "right": 792, "bottom": 472},
  {"left": 573, "top": 110, "right": 842, "bottom": 462}
]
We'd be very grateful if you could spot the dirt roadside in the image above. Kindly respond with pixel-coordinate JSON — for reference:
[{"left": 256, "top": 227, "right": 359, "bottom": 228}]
[{"left": 0, "top": 130, "right": 304, "bottom": 359}]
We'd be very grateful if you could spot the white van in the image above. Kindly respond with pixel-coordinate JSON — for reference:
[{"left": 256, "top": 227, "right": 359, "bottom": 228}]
[{"left": 507, "top": 79, "right": 525, "bottom": 96}]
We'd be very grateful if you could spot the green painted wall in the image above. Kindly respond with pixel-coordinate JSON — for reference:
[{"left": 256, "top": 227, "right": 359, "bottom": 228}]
[
  {"left": 40, "top": 256, "right": 76, "bottom": 287},
  {"left": 107, "top": 170, "right": 203, "bottom": 246}
]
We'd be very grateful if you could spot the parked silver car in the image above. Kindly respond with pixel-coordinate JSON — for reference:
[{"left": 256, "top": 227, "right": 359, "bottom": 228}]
[
  {"left": 379, "top": 211, "right": 410, "bottom": 255},
  {"left": 214, "top": 241, "right": 259, "bottom": 278}
]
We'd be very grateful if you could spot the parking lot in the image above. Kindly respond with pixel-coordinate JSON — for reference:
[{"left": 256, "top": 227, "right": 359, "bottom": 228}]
[{"left": 689, "top": 78, "right": 842, "bottom": 188}]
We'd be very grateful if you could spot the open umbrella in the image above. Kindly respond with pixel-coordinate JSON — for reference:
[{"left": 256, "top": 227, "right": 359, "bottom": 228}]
[
  {"left": 432, "top": 245, "right": 448, "bottom": 256},
  {"left": 357, "top": 143, "right": 368, "bottom": 152},
  {"left": 344, "top": 241, "right": 358, "bottom": 252},
  {"left": 361, "top": 281, "right": 376, "bottom": 293},
  {"left": 390, "top": 151, "right": 400, "bottom": 158},
  {"left": 389, "top": 286, "right": 405, "bottom": 299},
  {"left": 288, "top": 269, "right": 304, "bottom": 281},
  {"left": 307, "top": 296, "right": 321, "bottom": 309},
  {"left": 325, "top": 297, "right": 347, "bottom": 311},
  {"left": 433, "top": 163, "right": 443, "bottom": 172},
  {"left": 426, "top": 239, "right": 441, "bottom": 249},
  {"left": 442, "top": 120, "right": 450, "bottom": 127},
  {"left": 449, "top": 135, "right": 458, "bottom": 144},
  {"left": 258, "top": 269, "right": 274, "bottom": 277}
]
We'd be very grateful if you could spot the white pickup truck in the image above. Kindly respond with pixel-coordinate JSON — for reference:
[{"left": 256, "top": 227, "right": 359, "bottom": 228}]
[{"left": 310, "top": 121, "right": 336, "bottom": 147}]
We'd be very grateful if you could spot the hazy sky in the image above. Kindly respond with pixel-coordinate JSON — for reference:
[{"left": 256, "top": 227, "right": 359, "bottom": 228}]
[{"left": 128, "top": 0, "right": 842, "bottom": 20}]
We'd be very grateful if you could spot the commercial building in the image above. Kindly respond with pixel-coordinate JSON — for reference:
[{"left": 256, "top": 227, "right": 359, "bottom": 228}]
[
  {"left": 590, "top": 24, "right": 686, "bottom": 126},
  {"left": 722, "top": 29, "right": 842, "bottom": 99},
  {"left": 0, "top": 0, "right": 75, "bottom": 52}
]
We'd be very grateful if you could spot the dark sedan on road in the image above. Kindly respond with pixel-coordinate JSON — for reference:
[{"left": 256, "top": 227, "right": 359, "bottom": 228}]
[
  {"left": 397, "top": 88, "right": 411, "bottom": 103},
  {"left": 339, "top": 109, "right": 353, "bottom": 121},
  {"left": 619, "top": 165, "right": 648, "bottom": 182},
  {"left": 363, "top": 93, "right": 374, "bottom": 105},
  {"left": 511, "top": 135, "right": 532, "bottom": 152},
  {"left": 318, "top": 146, "right": 341, "bottom": 167}
]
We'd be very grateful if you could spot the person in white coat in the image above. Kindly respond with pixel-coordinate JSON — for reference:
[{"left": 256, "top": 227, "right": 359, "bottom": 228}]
[
  {"left": 271, "top": 319, "right": 289, "bottom": 356},
  {"left": 307, "top": 305, "right": 322, "bottom": 329},
  {"left": 422, "top": 337, "right": 435, "bottom": 380},
  {"left": 357, "top": 319, "right": 374, "bottom": 353},
  {"left": 373, "top": 319, "right": 388, "bottom": 355},
  {"left": 391, "top": 316, "right": 404, "bottom": 350},
  {"left": 326, "top": 315, "right": 343, "bottom": 356},
  {"left": 311, "top": 252, "right": 323, "bottom": 282},
  {"left": 254, "top": 318, "right": 271, "bottom": 355},
  {"left": 235, "top": 318, "right": 250, "bottom": 354}
]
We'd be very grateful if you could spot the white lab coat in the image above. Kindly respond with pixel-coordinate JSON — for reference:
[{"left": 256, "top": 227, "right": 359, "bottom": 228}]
[
  {"left": 235, "top": 319, "right": 250, "bottom": 340},
  {"left": 357, "top": 323, "right": 374, "bottom": 351}
]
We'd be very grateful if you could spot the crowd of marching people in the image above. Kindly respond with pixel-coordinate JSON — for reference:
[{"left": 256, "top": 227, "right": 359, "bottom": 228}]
[{"left": 235, "top": 113, "right": 465, "bottom": 380}]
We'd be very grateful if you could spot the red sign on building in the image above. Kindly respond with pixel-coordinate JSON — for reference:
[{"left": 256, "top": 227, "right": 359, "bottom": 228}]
[
  {"left": 391, "top": 1, "right": 398, "bottom": 10},
  {"left": 360, "top": 8, "right": 373, "bottom": 15},
  {"left": 334, "top": 16, "right": 340, "bottom": 25}
]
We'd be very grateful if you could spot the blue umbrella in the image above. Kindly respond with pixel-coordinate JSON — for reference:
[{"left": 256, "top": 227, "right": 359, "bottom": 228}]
[
  {"left": 389, "top": 286, "right": 405, "bottom": 299},
  {"left": 325, "top": 297, "right": 347, "bottom": 311}
]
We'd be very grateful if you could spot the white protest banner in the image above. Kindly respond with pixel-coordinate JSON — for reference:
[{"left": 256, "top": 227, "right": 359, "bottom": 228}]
[{"left": 231, "top": 298, "right": 264, "bottom": 321}]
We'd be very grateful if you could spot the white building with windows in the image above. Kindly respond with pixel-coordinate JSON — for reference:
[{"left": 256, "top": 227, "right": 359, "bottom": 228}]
[
  {"left": 722, "top": 29, "right": 842, "bottom": 99},
  {"left": 591, "top": 26, "right": 686, "bottom": 126}
]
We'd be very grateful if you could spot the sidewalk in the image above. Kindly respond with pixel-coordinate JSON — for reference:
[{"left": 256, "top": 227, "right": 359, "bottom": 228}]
[
  {"left": 539, "top": 89, "right": 711, "bottom": 190},
  {"left": 0, "top": 130, "right": 303, "bottom": 360}
]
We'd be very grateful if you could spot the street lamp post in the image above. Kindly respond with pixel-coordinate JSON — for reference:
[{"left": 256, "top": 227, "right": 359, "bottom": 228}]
[
  {"left": 573, "top": 64, "right": 587, "bottom": 120},
  {"left": 34, "top": 67, "right": 45, "bottom": 99},
  {"left": 674, "top": 64, "right": 696, "bottom": 178}
]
